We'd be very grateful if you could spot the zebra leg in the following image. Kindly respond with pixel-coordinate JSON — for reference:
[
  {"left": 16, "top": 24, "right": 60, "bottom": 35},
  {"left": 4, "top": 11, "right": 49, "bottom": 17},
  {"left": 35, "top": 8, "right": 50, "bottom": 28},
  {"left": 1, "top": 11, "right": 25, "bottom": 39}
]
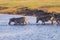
[
  {"left": 36, "top": 19, "right": 39, "bottom": 23},
  {"left": 56, "top": 20, "right": 60, "bottom": 24},
  {"left": 8, "top": 21, "right": 11, "bottom": 25},
  {"left": 51, "top": 20, "right": 54, "bottom": 24},
  {"left": 36, "top": 17, "right": 40, "bottom": 23},
  {"left": 42, "top": 21, "right": 45, "bottom": 24}
]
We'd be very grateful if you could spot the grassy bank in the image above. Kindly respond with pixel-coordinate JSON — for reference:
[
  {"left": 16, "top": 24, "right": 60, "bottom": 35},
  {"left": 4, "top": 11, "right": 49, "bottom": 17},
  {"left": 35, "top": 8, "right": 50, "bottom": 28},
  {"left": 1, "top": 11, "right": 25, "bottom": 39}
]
[
  {"left": 0, "top": 0, "right": 60, "bottom": 8},
  {"left": 0, "top": 0, "right": 60, "bottom": 14}
]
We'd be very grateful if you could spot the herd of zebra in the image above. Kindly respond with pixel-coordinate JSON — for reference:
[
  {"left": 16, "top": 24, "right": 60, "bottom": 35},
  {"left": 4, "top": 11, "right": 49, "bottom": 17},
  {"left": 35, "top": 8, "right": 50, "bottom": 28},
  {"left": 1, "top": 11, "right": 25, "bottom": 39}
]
[
  {"left": 8, "top": 7, "right": 60, "bottom": 25},
  {"left": 8, "top": 12, "right": 60, "bottom": 25}
]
